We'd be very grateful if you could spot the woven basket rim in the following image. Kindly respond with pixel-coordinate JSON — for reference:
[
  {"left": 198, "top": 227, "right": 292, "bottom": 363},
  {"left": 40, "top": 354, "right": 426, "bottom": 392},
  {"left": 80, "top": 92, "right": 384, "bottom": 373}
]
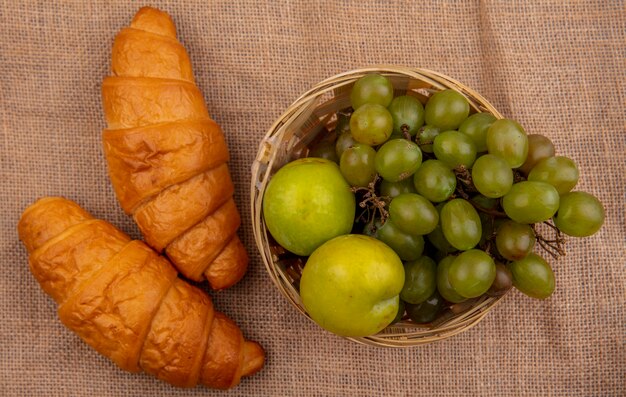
[{"left": 251, "top": 66, "right": 508, "bottom": 347}]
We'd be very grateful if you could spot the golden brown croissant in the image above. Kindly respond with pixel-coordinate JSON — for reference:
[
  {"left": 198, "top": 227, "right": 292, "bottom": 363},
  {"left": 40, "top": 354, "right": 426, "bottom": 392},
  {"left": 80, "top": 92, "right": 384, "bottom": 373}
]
[
  {"left": 101, "top": 7, "right": 247, "bottom": 289},
  {"left": 18, "top": 197, "right": 264, "bottom": 389}
]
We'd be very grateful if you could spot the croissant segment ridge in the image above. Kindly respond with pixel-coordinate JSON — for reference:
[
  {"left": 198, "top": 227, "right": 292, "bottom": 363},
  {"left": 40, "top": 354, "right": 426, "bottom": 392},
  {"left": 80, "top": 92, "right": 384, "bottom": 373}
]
[
  {"left": 102, "top": 6, "right": 248, "bottom": 290},
  {"left": 17, "top": 197, "right": 264, "bottom": 389}
]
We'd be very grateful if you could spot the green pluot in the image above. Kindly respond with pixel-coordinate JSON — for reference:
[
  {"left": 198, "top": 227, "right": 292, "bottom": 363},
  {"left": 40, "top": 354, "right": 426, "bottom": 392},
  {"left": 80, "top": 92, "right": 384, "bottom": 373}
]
[
  {"left": 300, "top": 235, "right": 405, "bottom": 337},
  {"left": 263, "top": 158, "right": 356, "bottom": 256}
]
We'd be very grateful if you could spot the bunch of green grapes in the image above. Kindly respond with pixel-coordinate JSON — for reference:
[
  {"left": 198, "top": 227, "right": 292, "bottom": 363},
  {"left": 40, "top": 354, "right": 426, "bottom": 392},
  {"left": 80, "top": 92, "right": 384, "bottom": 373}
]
[{"left": 307, "top": 73, "right": 605, "bottom": 324}]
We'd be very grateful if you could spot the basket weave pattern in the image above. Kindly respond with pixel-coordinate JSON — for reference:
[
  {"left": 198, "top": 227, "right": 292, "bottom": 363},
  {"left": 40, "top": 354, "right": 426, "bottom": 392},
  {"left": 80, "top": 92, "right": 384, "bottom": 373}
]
[{"left": 251, "top": 66, "right": 507, "bottom": 347}]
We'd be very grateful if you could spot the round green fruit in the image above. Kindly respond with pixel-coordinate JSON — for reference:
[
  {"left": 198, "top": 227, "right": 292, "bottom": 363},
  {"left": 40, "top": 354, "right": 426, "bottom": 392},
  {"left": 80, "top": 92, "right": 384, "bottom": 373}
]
[
  {"left": 527, "top": 156, "right": 579, "bottom": 194},
  {"left": 502, "top": 181, "right": 560, "bottom": 224},
  {"left": 388, "top": 193, "right": 438, "bottom": 236},
  {"left": 263, "top": 158, "right": 356, "bottom": 256},
  {"left": 448, "top": 249, "right": 496, "bottom": 298},
  {"left": 519, "top": 134, "right": 555, "bottom": 175},
  {"left": 349, "top": 103, "right": 393, "bottom": 145},
  {"left": 459, "top": 112, "right": 497, "bottom": 152},
  {"left": 424, "top": 89, "right": 470, "bottom": 130},
  {"left": 373, "top": 218, "right": 425, "bottom": 261},
  {"left": 400, "top": 256, "right": 437, "bottom": 304},
  {"left": 375, "top": 139, "right": 423, "bottom": 182},
  {"left": 433, "top": 130, "right": 477, "bottom": 169},
  {"left": 553, "top": 191, "right": 605, "bottom": 237},
  {"left": 486, "top": 119, "right": 528, "bottom": 168},
  {"left": 509, "top": 253, "right": 555, "bottom": 299},
  {"left": 405, "top": 291, "right": 443, "bottom": 323},
  {"left": 388, "top": 95, "right": 425, "bottom": 136},
  {"left": 300, "top": 235, "right": 405, "bottom": 337},
  {"left": 440, "top": 199, "right": 482, "bottom": 251},
  {"left": 471, "top": 154, "right": 513, "bottom": 198},
  {"left": 413, "top": 159, "right": 457, "bottom": 202},
  {"left": 350, "top": 73, "right": 394, "bottom": 109},
  {"left": 437, "top": 256, "right": 466, "bottom": 303}
]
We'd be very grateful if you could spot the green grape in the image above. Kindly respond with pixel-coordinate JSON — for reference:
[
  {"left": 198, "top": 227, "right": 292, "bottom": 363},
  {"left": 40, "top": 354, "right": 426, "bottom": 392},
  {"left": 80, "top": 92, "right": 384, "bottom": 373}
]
[
  {"left": 487, "top": 262, "right": 513, "bottom": 296},
  {"left": 433, "top": 130, "right": 477, "bottom": 169},
  {"left": 519, "top": 134, "right": 555, "bottom": 175},
  {"left": 380, "top": 178, "right": 416, "bottom": 198},
  {"left": 389, "top": 193, "right": 438, "bottom": 235},
  {"left": 335, "top": 112, "right": 351, "bottom": 135},
  {"left": 371, "top": 218, "right": 425, "bottom": 261},
  {"left": 424, "top": 89, "right": 470, "bottom": 130},
  {"left": 350, "top": 73, "right": 394, "bottom": 109},
  {"left": 427, "top": 224, "right": 456, "bottom": 253},
  {"left": 509, "top": 253, "right": 555, "bottom": 299},
  {"left": 405, "top": 291, "right": 443, "bottom": 323},
  {"left": 416, "top": 125, "right": 440, "bottom": 153},
  {"left": 390, "top": 300, "right": 405, "bottom": 325},
  {"left": 413, "top": 159, "right": 457, "bottom": 202},
  {"left": 349, "top": 104, "right": 393, "bottom": 145},
  {"left": 448, "top": 249, "right": 496, "bottom": 298},
  {"left": 502, "top": 181, "right": 560, "bottom": 224},
  {"left": 553, "top": 191, "right": 605, "bottom": 237},
  {"left": 388, "top": 95, "right": 425, "bottom": 136},
  {"left": 400, "top": 256, "right": 437, "bottom": 304},
  {"left": 437, "top": 255, "right": 466, "bottom": 303},
  {"left": 427, "top": 204, "right": 456, "bottom": 253},
  {"left": 309, "top": 141, "right": 339, "bottom": 163},
  {"left": 528, "top": 156, "right": 579, "bottom": 194},
  {"left": 486, "top": 119, "right": 529, "bottom": 168},
  {"left": 335, "top": 131, "right": 357, "bottom": 158},
  {"left": 375, "top": 139, "right": 423, "bottom": 182},
  {"left": 440, "top": 199, "right": 482, "bottom": 251},
  {"left": 471, "top": 154, "right": 513, "bottom": 198},
  {"left": 495, "top": 220, "right": 535, "bottom": 261},
  {"left": 339, "top": 143, "right": 377, "bottom": 187},
  {"left": 458, "top": 112, "right": 497, "bottom": 152}
]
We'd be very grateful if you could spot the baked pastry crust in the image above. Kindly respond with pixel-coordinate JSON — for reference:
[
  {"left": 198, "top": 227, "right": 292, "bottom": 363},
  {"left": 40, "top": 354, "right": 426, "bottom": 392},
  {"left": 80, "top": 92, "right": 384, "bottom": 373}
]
[{"left": 101, "top": 6, "right": 248, "bottom": 289}]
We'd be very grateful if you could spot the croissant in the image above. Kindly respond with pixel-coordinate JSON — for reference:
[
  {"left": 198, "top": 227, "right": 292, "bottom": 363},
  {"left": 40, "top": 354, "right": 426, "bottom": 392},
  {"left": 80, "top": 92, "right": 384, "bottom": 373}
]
[
  {"left": 101, "top": 7, "right": 247, "bottom": 289},
  {"left": 17, "top": 197, "right": 264, "bottom": 389}
]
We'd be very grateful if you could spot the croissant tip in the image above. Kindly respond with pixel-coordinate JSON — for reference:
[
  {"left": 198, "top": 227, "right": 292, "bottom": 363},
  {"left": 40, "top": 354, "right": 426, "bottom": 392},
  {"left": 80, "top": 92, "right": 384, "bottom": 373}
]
[
  {"left": 241, "top": 341, "right": 265, "bottom": 378},
  {"left": 130, "top": 6, "right": 177, "bottom": 39}
]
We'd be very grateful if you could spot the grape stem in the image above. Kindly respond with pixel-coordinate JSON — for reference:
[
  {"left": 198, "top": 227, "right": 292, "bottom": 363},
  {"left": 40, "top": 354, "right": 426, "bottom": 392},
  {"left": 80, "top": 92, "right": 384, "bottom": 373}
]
[
  {"left": 351, "top": 175, "right": 390, "bottom": 227},
  {"left": 532, "top": 221, "right": 566, "bottom": 259},
  {"left": 454, "top": 165, "right": 475, "bottom": 188},
  {"left": 401, "top": 124, "right": 412, "bottom": 140}
]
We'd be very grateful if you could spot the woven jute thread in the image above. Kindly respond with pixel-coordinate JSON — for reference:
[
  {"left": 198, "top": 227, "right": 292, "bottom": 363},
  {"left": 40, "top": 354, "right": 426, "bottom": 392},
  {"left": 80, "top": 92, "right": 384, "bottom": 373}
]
[{"left": 1, "top": 1, "right": 624, "bottom": 396}]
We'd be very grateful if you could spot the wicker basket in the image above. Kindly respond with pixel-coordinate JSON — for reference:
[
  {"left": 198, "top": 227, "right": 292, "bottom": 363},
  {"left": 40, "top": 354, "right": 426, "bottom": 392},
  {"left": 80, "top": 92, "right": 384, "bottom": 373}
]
[{"left": 251, "top": 66, "right": 509, "bottom": 347}]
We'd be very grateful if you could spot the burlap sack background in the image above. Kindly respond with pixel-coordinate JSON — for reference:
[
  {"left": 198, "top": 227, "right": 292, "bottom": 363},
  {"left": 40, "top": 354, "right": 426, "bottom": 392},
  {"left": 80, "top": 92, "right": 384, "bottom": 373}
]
[{"left": 1, "top": 1, "right": 624, "bottom": 396}]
